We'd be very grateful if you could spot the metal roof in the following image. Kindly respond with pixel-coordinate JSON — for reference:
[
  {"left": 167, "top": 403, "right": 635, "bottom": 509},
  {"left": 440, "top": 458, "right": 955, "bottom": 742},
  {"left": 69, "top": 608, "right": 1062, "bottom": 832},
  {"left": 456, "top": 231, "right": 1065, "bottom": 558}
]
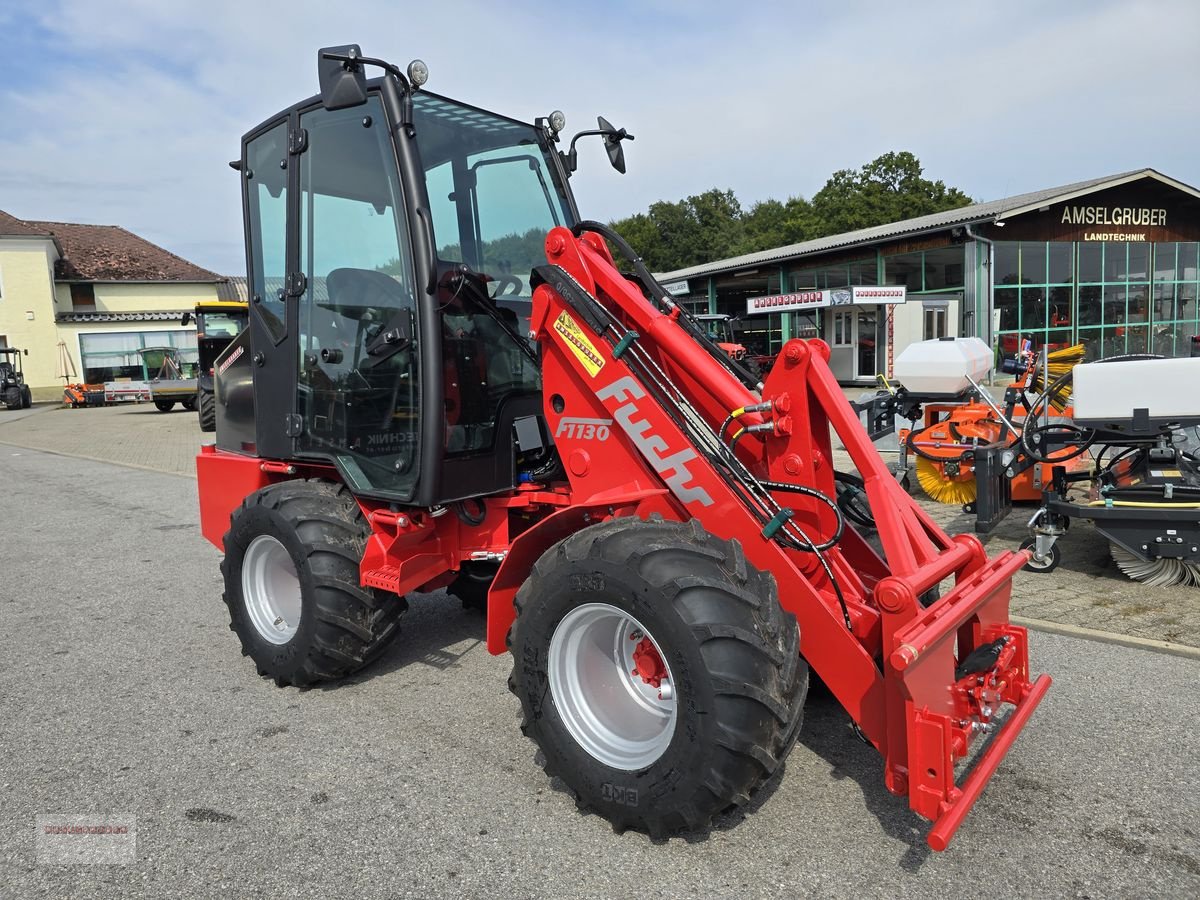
[
  {"left": 216, "top": 276, "right": 249, "bottom": 302},
  {"left": 657, "top": 169, "right": 1200, "bottom": 283}
]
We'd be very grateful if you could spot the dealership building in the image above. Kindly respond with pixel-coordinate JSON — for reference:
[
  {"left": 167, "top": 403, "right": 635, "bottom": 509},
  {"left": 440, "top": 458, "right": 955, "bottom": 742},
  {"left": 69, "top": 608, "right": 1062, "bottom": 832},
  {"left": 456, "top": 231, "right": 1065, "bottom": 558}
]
[{"left": 658, "top": 169, "right": 1200, "bottom": 382}]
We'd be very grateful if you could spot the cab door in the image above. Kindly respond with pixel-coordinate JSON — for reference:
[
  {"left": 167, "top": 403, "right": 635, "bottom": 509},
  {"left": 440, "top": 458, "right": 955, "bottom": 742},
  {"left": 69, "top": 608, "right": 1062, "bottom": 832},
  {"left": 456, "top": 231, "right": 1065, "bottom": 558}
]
[
  {"left": 292, "top": 94, "right": 423, "bottom": 499},
  {"left": 240, "top": 115, "right": 295, "bottom": 459}
]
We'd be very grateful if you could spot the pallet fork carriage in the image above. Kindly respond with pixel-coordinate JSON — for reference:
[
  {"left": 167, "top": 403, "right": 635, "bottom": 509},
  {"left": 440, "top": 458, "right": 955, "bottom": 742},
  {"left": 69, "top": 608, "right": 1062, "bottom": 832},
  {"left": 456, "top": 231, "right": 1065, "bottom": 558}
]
[{"left": 198, "top": 45, "right": 1049, "bottom": 850}]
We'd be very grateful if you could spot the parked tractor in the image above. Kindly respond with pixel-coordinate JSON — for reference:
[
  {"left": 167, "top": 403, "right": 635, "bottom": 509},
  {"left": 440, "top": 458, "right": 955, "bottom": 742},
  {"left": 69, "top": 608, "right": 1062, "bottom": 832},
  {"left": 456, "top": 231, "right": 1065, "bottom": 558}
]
[
  {"left": 0, "top": 347, "right": 33, "bottom": 410},
  {"left": 197, "top": 46, "right": 1049, "bottom": 850},
  {"left": 183, "top": 299, "right": 250, "bottom": 431},
  {"left": 696, "top": 313, "right": 766, "bottom": 380}
]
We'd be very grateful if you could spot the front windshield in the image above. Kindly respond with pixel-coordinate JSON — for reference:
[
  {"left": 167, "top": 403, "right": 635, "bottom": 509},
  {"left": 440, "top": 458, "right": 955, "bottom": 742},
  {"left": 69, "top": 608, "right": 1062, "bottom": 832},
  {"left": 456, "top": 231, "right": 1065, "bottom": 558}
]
[
  {"left": 414, "top": 93, "right": 574, "bottom": 299},
  {"left": 197, "top": 312, "right": 244, "bottom": 339},
  {"left": 413, "top": 93, "right": 573, "bottom": 456}
]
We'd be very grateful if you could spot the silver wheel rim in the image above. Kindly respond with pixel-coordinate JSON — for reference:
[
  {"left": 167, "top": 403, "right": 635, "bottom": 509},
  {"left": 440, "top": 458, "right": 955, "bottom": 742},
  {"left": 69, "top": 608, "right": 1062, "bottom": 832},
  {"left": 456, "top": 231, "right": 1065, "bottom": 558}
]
[
  {"left": 548, "top": 602, "right": 677, "bottom": 771},
  {"left": 242, "top": 535, "right": 302, "bottom": 645}
]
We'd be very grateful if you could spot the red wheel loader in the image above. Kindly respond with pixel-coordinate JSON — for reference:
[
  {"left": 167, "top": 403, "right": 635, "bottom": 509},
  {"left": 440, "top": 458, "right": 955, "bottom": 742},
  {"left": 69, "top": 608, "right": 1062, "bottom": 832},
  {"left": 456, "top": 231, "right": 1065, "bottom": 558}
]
[{"left": 197, "top": 46, "right": 1050, "bottom": 850}]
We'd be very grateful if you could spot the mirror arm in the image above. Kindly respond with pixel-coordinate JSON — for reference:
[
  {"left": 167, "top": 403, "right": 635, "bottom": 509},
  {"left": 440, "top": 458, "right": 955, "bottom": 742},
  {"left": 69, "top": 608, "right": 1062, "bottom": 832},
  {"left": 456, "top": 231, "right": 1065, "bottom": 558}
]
[
  {"left": 564, "top": 127, "right": 635, "bottom": 173},
  {"left": 319, "top": 51, "right": 411, "bottom": 90}
]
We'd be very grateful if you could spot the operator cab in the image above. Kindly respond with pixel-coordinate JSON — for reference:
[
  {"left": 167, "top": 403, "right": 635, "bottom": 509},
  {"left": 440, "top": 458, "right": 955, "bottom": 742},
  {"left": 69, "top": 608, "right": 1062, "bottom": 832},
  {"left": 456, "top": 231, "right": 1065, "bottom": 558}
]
[
  {"left": 223, "top": 46, "right": 631, "bottom": 506},
  {"left": 696, "top": 314, "right": 736, "bottom": 346}
]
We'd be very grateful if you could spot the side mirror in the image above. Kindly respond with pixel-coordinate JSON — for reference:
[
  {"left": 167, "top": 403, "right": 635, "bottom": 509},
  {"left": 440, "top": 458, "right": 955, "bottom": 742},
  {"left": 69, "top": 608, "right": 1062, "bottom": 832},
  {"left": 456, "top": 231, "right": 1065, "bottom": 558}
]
[
  {"left": 181, "top": 312, "right": 193, "bottom": 326},
  {"left": 564, "top": 118, "right": 635, "bottom": 176},
  {"left": 318, "top": 44, "right": 368, "bottom": 111},
  {"left": 597, "top": 116, "right": 629, "bottom": 175},
  {"left": 23, "top": 349, "right": 29, "bottom": 356}
]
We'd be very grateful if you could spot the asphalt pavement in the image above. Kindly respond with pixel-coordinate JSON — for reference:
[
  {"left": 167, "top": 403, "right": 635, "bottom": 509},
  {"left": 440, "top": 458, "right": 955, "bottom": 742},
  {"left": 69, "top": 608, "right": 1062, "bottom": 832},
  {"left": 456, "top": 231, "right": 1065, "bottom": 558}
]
[
  {"left": 1, "top": 446, "right": 1198, "bottom": 898},
  {"left": 7, "top": 402, "right": 1199, "bottom": 649}
]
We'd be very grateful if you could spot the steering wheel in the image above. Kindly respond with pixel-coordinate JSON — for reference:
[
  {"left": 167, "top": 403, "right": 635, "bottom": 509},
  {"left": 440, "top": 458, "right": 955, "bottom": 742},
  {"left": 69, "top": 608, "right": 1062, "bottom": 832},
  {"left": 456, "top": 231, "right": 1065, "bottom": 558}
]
[
  {"left": 491, "top": 274, "right": 524, "bottom": 298},
  {"left": 325, "top": 267, "right": 411, "bottom": 318}
]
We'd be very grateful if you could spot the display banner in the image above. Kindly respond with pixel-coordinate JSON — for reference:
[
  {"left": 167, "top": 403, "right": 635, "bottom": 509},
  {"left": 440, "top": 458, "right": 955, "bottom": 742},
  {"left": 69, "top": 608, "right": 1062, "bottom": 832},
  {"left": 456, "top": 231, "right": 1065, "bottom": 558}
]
[{"left": 747, "top": 285, "right": 906, "bottom": 314}]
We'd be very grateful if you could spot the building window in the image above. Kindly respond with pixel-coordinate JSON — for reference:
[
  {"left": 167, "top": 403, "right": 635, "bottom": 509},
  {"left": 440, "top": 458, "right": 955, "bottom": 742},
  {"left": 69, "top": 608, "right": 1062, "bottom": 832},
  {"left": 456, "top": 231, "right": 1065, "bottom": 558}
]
[
  {"left": 832, "top": 310, "right": 853, "bottom": 346},
  {"left": 78, "top": 330, "right": 198, "bottom": 384},
  {"left": 71, "top": 283, "right": 95, "bottom": 309},
  {"left": 884, "top": 247, "right": 965, "bottom": 292},
  {"left": 993, "top": 241, "right": 1197, "bottom": 360},
  {"left": 923, "top": 305, "right": 948, "bottom": 339},
  {"left": 790, "top": 256, "right": 876, "bottom": 291}
]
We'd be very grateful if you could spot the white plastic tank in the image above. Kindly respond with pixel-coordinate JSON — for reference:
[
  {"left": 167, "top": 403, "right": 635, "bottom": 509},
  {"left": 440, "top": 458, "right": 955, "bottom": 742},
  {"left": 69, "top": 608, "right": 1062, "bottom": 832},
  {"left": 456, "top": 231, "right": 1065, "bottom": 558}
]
[
  {"left": 1073, "top": 356, "right": 1200, "bottom": 425},
  {"left": 893, "top": 337, "right": 993, "bottom": 395}
]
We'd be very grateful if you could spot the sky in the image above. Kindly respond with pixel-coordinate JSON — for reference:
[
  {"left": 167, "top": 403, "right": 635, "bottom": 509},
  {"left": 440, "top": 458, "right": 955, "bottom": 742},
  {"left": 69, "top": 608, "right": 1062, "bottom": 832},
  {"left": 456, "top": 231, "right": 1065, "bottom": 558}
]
[{"left": 2, "top": 0, "right": 1199, "bottom": 275}]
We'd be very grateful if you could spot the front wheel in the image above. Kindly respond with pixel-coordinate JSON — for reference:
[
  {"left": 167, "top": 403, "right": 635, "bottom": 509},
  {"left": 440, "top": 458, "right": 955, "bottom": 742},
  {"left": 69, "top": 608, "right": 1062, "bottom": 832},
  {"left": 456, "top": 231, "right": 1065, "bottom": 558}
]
[
  {"left": 221, "top": 479, "right": 406, "bottom": 686},
  {"left": 509, "top": 517, "right": 807, "bottom": 836}
]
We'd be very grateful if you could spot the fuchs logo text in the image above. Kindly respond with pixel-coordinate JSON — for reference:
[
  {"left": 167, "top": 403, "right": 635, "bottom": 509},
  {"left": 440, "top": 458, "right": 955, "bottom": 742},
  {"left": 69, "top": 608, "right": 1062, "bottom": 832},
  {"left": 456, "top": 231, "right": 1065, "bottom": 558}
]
[{"left": 595, "top": 376, "right": 715, "bottom": 507}]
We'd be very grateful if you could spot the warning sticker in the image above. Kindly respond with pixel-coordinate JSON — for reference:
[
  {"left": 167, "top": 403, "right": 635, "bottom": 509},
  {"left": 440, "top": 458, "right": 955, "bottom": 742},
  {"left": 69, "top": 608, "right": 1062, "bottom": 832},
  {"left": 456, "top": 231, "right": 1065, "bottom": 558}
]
[
  {"left": 1151, "top": 469, "right": 1183, "bottom": 478},
  {"left": 553, "top": 311, "right": 605, "bottom": 377}
]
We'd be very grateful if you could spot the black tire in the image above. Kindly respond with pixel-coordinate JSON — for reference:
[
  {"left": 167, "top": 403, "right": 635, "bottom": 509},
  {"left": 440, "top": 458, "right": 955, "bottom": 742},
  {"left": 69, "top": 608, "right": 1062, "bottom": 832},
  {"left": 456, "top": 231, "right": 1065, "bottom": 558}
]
[
  {"left": 20, "top": 386, "right": 32, "bottom": 409},
  {"left": 834, "top": 470, "right": 874, "bottom": 530},
  {"left": 220, "top": 479, "right": 405, "bottom": 687},
  {"left": 741, "top": 356, "right": 763, "bottom": 383},
  {"left": 198, "top": 387, "right": 216, "bottom": 432},
  {"left": 509, "top": 516, "right": 807, "bottom": 837},
  {"left": 181, "top": 396, "right": 197, "bottom": 412},
  {"left": 450, "top": 563, "right": 496, "bottom": 613},
  {"left": 1019, "top": 537, "right": 1061, "bottom": 573},
  {"left": 154, "top": 399, "right": 175, "bottom": 412}
]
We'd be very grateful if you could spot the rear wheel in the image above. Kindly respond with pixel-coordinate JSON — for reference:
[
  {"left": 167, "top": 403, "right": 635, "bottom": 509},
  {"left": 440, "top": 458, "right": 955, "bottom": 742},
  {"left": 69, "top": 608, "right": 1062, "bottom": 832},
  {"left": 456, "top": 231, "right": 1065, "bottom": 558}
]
[
  {"left": 197, "top": 387, "right": 216, "bottom": 432},
  {"left": 221, "top": 479, "right": 405, "bottom": 686},
  {"left": 154, "top": 399, "right": 175, "bottom": 412},
  {"left": 509, "top": 516, "right": 807, "bottom": 836},
  {"left": 181, "top": 395, "right": 197, "bottom": 412}
]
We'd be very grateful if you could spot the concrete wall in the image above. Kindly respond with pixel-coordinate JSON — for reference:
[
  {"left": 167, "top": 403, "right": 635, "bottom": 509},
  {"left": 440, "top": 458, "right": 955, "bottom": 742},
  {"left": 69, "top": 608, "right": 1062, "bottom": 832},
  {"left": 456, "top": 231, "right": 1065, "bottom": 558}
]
[{"left": 0, "top": 239, "right": 65, "bottom": 399}]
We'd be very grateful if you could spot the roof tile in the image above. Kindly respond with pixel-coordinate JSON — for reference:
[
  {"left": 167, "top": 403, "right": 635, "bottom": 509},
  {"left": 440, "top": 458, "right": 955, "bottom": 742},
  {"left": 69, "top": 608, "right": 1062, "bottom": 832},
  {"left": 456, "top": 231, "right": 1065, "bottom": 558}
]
[
  {"left": 23, "top": 218, "right": 221, "bottom": 282},
  {"left": 0, "top": 209, "right": 51, "bottom": 237}
]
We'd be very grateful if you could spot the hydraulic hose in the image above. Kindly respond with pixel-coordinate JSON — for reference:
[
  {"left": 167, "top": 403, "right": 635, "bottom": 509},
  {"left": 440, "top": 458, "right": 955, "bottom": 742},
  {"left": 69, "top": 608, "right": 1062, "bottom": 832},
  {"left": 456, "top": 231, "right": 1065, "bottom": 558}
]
[
  {"left": 1019, "top": 367, "right": 1095, "bottom": 464},
  {"left": 1087, "top": 500, "right": 1200, "bottom": 509},
  {"left": 570, "top": 220, "right": 764, "bottom": 390}
]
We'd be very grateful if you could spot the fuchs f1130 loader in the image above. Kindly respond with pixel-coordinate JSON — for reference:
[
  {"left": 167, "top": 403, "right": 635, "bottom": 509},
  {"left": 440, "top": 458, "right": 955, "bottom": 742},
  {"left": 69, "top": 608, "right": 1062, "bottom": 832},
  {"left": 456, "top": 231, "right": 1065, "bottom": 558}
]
[{"left": 197, "top": 46, "right": 1050, "bottom": 850}]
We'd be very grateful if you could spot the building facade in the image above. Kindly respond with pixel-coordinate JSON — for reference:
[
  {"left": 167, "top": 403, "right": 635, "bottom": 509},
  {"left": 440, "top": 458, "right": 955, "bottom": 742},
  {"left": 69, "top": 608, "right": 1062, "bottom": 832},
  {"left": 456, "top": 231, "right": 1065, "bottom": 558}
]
[
  {"left": 0, "top": 211, "right": 223, "bottom": 400},
  {"left": 658, "top": 170, "right": 1200, "bottom": 382}
]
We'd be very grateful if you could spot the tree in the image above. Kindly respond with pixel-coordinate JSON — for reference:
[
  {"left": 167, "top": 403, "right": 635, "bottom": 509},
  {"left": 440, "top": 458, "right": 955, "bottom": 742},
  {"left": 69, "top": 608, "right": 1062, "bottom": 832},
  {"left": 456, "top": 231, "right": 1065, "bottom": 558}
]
[
  {"left": 610, "top": 188, "right": 746, "bottom": 272},
  {"left": 739, "top": 197, "right": 813, "bottom": 254},
  {"left": 609, "top": 152, "right": 973, "bottom": 273},
  {"left": 809, "top": 151, "right": 972, "bottom": 235}
]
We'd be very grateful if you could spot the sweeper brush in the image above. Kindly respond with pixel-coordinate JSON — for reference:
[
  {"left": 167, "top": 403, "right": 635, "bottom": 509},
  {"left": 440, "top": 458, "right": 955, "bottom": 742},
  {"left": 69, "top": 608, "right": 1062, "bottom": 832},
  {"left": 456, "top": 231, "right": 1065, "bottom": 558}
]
[
  {"left": 1027, "top": 344, "right": 1086, "bottom": 412},
  {"left": 915, "top": 455, "right": 977, "bottom": 505},
  {"left": 1110, "top": 543, "right": 1200, "bottom": 587}
]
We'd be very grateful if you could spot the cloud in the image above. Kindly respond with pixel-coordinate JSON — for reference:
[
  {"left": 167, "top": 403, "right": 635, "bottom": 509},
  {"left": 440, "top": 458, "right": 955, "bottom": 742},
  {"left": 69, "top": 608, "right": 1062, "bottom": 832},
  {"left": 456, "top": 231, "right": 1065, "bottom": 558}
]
[{"left": 1, "top": 0, "right": 1197, "bottom": 273}]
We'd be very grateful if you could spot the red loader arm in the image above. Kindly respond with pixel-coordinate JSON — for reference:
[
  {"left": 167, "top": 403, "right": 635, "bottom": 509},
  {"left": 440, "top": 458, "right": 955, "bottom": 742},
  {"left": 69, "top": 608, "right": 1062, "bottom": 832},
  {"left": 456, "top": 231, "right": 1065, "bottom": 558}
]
[{"left": 488, "top": 226, "right": 1050, "bottom": 850}]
